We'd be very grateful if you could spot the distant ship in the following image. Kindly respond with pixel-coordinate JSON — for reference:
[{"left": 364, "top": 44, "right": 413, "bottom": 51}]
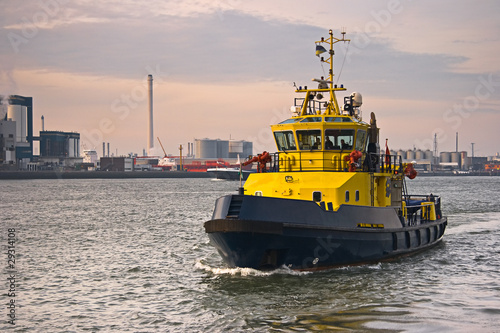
[
  {"left": 207, "top": 166, "right": 254, "bottom": 180},
  {"left": 204, "top": 29, "right": 447, "bottom": 271},
  {"left": 207, "top": 156, "right": 255, "bottom": 180},
  {"left": 137, "top": 155, "right": 252, "bottom": 173}
]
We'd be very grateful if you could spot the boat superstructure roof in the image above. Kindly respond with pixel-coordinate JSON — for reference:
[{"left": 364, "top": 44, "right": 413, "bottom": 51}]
[{"left": 278, "top": 114, "right": 367, "bottom": 125}]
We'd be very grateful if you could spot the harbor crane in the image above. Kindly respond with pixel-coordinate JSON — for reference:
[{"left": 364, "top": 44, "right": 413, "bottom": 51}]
[{"left": 157, "top": 137, "right": 167, "bottom": 157}]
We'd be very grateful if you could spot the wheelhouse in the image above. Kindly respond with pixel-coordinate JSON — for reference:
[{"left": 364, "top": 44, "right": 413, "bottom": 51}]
[{"left": 271, "top": 115, "right": 369, "bottom": 172}]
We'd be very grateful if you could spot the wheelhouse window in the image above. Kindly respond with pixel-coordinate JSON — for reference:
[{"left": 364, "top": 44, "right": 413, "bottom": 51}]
[
  {"left": 296, "top": 130, "right": 321, "bottom": 150},
  {"left": 355, "top": 130, "right": 367, "bottom": 152},
  {"left": 274, "top": 131, "right": 297, "bottom": 151},
  {"left": 300, "top": 117, "right": 323, "bottom": 123},
  {"left": 278, "top": 118, "right": 303, "bottom": 124},
  {"left": 324, "top": 129, "right": 354, "bottom": 150},
  {"left": 325, "top": 117, "right": 353, "bottom": 123}
]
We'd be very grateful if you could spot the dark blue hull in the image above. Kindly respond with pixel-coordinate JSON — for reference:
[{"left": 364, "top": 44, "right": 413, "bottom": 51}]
[
  {"left": 204, "top": 195, "right": 447, "bottom": 270},
  {"left": 207, "top": 169, "right": 253, "bottom": 180}
]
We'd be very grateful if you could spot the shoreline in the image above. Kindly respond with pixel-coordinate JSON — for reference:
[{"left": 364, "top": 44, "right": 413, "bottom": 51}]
[
  {"left": 413, "top": 171, "right": 499, "bottom": 177},
  {"left": 0, "top": 170, "right": 498, "bottom": 180},
  {"left": 0, "top": 171, "right": 214, "bottom": 180}
]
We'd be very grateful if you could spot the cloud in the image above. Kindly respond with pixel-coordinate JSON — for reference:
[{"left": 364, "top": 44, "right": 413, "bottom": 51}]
[
  {"left": 2, "top": 7, "right": 477, "bottom": 91},
  {"left": 1, "top": 9, "right": 320, "bottom": 80}
]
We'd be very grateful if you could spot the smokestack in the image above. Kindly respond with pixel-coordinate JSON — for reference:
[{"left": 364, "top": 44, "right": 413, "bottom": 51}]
[
  {"left": 107, "top": 142, "right": 110, "bottom": 157},
  {"left": 103, "top": 142, "right": 105, "bottom": 157},
  {"left": 41, "top": 115, "right": 44, "bottom": 131},
  {"left": 456, "top": 132, "right": 458, "bottom": 152},
  {"left": 147, "top": 74, "right": 153, "bottom": 156}
]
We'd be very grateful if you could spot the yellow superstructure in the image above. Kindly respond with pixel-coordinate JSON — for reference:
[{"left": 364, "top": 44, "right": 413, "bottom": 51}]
[
  {"left": 242, "top": 29, "right": 408, "bottom": 213},
  {"left": 244, "top": 170, "right": 396, "bottom": 210}
]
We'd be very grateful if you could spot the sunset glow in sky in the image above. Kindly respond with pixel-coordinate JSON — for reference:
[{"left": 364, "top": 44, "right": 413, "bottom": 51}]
[{"left": 1, "top": 0, "right": 499, "bottom": 157}]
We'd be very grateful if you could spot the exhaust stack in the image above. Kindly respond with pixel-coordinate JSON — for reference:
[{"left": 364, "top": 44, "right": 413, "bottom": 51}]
[{"left": 147, "top": 74, "right": 153, "bottom": 155}]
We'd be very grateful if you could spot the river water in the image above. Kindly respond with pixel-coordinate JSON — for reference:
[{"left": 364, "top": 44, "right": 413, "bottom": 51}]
[{"left": 1, "top": 176, "right": 499, "bottom": 332}]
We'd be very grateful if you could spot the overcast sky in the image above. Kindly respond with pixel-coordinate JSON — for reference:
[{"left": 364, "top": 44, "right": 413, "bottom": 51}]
[{"left": 1, "top": 0, "right": 499, "bottom": 157}]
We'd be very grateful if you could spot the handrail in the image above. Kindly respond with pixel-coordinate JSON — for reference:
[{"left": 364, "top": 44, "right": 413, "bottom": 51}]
[
  {"left": 266, "top": 151, "right": 403, "bottom": 174},
  {"left": 402, "top": 194, "right": 441, "bottom": 225},
  {"left": 294, "top": 97, "right": 327, "bottom": 115}
]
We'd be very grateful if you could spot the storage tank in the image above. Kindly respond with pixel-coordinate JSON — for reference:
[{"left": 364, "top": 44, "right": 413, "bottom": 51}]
[
  {"left": 460, "top": 151, "right": 468, "bottom": 170},
  {"left": 440, "top": 152, "right": 451, "bottom": 163},
  {"left": 451, "top": 152, "right": 461, "bottom": 169},
  {"left": 243, "top": 141, "right": 253, "bottom": 158},
  {"left": 196, "top": 139, "right": 217, "bottom": 158},
  {"left": 406, "top": 150, "right": 415, "bottom": 160},
  {"left": 71, "top": 137, "right": 79, "bottom": 158},
  {"left": 229, "top": 141, "right": 243, "bottom": 154},
  {"left": 7, "top": 104, "right": 28, "bottom": 142},
  {"left": 397, "top": 150, "right": 405, "bottom": 159},
  {"left": 68, "top": 138, "right": 75, "bottom": 157},
  {"left": 217, "top": 140, "right": 229, "bottom": 158},
  {"left": 424, "top": 149, "right": 433, "bottom": 160},
  {"left": 415, "top": 149, "right": 424, "bottom": 160},
  {"left": 228, "top": 140, "right": 244, "bottom": 158}
]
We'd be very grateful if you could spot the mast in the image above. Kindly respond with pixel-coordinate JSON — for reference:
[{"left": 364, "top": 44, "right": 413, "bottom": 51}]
[
  {"left": 297, "top": 29, "right": 350, "bottom": 116},
  {"left": 316, "top": 29, "right": 350, "bottom": 86}
]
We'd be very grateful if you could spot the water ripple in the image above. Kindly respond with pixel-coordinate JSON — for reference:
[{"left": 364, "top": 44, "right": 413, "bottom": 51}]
[{"left": 1, "top": 177, "right": 499, "bottom": 332}]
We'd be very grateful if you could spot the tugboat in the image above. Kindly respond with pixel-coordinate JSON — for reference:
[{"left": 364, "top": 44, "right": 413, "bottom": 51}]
[{"left": 204, "top": 29, "right": 447, "bottom": 271}]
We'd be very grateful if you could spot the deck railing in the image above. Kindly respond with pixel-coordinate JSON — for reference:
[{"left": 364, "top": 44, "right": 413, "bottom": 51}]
[
  {"left": 265, "top": 151, "right": 403, "bottom": 174},
  {"left": 402, "top": 194, "right": 442, "bottom": 226}
]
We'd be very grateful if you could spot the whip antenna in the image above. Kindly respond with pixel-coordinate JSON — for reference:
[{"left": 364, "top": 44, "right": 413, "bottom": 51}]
[{"left": 336, "top": 40, "right": 350, "bottom": 84}]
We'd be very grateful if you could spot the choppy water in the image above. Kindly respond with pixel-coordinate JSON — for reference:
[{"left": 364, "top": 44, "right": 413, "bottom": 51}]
[{"left": 1, "top": 177, "right": 499, "bottom": 332}]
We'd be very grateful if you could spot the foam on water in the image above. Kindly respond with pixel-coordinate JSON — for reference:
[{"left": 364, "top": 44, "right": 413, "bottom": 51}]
[
  {"left": 195, "top": 260, "right": 310, "bottom": 276},
  {"left": 446, "top": 212, "right": 500, "bottom": 235}
]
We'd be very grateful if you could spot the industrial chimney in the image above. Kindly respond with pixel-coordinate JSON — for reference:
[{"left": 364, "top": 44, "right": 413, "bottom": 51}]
[
  {"left": 147, "top": 74, "right": 153, "bottom": 156},
  {"left": 41, "top": 115, "right": 44, "bottom": 131}
]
